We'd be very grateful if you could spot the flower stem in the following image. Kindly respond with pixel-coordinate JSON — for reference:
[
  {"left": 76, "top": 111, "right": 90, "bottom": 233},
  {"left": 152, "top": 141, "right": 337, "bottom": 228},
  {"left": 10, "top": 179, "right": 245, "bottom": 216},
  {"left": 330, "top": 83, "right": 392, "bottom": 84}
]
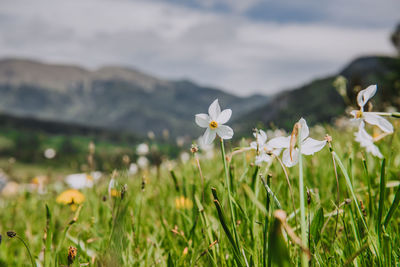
[
  {"left": 15, "top": 235, "right": 35, "bottom": 267},
  {"left": 327, "top": 140, "right": 340, "bottom": 244},
  {"left": 194, "top": 152, "right": 205, "bottom": 203},
  {"left": 391, "top": 112, "right": 400, "bottom": 118},
  {"left": 220, "top": 138, "right": 240, "bottom": 250},
  {"left": 276, "top": 155, "right": 298, "bottom": 228},
  {"left": 298, "top": 126, "right": 308, "bottom": 267}
]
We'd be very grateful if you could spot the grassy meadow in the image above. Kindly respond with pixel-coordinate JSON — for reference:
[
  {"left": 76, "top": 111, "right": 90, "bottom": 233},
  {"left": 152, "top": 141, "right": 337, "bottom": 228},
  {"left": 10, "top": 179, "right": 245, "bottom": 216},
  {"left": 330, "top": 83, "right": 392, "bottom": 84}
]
[{"left": 0, "top": 114, "right": 400, "bottom": 266}]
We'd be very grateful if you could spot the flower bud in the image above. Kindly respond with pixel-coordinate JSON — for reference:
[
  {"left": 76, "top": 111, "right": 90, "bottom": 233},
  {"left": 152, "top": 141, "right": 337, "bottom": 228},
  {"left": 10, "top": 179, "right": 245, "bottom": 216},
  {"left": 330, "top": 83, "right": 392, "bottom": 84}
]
[{"left": 7, "top": 231, "right": 16, "bottom": 238}]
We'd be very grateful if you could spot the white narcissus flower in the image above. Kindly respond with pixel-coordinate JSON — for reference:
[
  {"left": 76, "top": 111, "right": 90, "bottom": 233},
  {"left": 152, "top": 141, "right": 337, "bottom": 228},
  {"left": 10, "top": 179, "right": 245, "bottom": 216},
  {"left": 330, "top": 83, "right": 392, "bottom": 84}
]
[
  {"left": 195, "top": 99, "right": 233, "bottom": 144},
  {"left": 250, "top": 129, "right": 282, "bottom": 165},
  {"left": 268, "top": 118, "right": 327, "bottom": 167},
  {"left": 251, "top": 129, "right": 271, "bottom": 165},
  {"left": 250, "top": 129, "right": 268, "bottom": 152},
  {"left": 350, "top": 85, "right": 393, "bottom": 133},
  {"left": 354, "top": 122, "right": 383, "bottom": 158}
]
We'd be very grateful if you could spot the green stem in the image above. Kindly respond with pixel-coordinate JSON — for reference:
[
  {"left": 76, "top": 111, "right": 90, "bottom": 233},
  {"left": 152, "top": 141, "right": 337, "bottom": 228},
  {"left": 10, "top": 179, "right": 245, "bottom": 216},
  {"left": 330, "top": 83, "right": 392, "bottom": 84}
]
[
  {"left": 298, "top": 129, "right": 308, "bottom": 267},
  {"left": 220, "top": 138, "right": 240, "bottom": 250},
  {"left": 16, "top": 236, "right": 35, "bottom": 267},
  {"left": 328, "top": 145, "right": 340, "bottom": 245},
  {"left": 390, "top": 112, "right": 400, "bottom": 118}
]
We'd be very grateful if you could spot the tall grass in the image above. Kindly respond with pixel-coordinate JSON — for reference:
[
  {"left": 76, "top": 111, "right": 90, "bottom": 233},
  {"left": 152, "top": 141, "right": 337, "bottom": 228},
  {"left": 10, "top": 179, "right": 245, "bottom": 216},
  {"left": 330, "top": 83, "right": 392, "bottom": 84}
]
[{"left": 0, "top": 123, "right": 400, "bottom": 266}]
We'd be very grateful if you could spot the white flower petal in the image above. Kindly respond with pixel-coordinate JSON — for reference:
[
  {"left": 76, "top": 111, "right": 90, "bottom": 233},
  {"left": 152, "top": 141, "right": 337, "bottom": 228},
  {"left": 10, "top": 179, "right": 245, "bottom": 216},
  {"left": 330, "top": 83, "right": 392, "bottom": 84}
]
[
  {"left": 355, "top": 128, "right": 372, "bottom": 147},
  {"left": 301, "top": 138, "right": 327, "bottom": 155},
  {"left": 271, "top": 148, "right": 283, "bottom": 157},
  {"left": 363, "top": 113, "right": 394, "bottom": 133},
  {"left": 250, "top": 141, "right": 258, "bottom": 150},
  {"left": 357, "top": 85, "right": 377, "bottom": 109},
  {"left": 365, "top": 142, "right": 383, "bottom": 158},
  {"left": 267, "top": 136, "right": 290, "bottom": 149},
  {"left": 216, "top": 109, "right": 232, "bottom": 124},
  {"left": 216, "top": 125, "right": 234, "bottom": 139},
  {"left": 255, "top": 153, "right": 271, "bottom": 165},
  {"left": 203, "top": 128, "right": 217, "bottom": 145},
  {"left": 354, "top": 122, "right": 383, "bottom": 158},
  {"left": 282, "top": 148, "right": 299, "bottom": 168},
  {"left": 208, "top": 99, "right": 221, "bottom": 120},
  {"left": 298, "top": 118, "right": 309, "bottom": 141},
  {"left": 259, "top": 130, "right": 268, "bottom": 144},
  {"left": 195, "top": 113, "right": 210, "bottom": 128}
]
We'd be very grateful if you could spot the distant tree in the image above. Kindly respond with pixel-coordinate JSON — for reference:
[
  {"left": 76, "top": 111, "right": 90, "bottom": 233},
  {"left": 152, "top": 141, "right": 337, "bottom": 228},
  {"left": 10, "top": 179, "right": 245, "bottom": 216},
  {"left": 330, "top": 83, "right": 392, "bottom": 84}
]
[{"left": 391, "top": 23, "right": 400, "bottom": 55}]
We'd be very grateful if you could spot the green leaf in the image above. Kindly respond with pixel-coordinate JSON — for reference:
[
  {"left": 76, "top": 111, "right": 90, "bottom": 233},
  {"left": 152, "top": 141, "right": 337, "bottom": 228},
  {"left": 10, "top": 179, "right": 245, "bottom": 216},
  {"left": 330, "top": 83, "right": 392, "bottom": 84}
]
[
  {"left": 268, "top": 216, "right": 291, "bottom": 267},
  {"left": 310, "top": 207, "right": 324, "bottom": 247},
  {"left": 167, "top": 253, "right": 175, "bottom": 267},
  {"left": 383, "top": 184, "right": 400, "bottom": 228}
]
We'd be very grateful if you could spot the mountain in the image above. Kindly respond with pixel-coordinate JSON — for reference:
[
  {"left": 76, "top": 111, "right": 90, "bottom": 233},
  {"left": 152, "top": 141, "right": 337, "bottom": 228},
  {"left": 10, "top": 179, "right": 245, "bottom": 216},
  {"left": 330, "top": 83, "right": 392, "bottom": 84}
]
[
  {"left": 0, "top": 58, "right": 268, "bottom": 138},
  {"left": 235, "top": 56, "right": 400, "bottom": 133}
]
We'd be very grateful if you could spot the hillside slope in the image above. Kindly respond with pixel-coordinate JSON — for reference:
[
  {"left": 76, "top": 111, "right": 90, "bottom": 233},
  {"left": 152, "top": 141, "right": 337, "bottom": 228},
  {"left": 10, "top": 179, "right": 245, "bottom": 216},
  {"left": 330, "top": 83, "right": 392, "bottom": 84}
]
[
  {"left": 0, "top": 58, "right": 268, "bottom": 138},
  {"left": 235, "top": 56, "right": 400, "bottom": 133}
]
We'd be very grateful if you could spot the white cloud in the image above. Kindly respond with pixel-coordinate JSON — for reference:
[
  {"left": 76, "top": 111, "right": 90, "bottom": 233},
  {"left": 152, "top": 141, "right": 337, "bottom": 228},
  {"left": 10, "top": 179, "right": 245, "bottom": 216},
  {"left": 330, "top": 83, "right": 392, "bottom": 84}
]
[{"left": 0, "top": 0, "right": 397, "bottom": 96}]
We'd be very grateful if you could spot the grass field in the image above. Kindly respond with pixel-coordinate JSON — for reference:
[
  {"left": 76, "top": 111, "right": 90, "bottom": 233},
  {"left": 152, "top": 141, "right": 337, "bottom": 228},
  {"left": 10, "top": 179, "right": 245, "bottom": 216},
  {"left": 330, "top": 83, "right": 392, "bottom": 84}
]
[
  {"left": 1, "top": 85, "right": 400, "bottom": 266},
  {"left": 0, "top": 117, "right": 400, "bottom": 266}
]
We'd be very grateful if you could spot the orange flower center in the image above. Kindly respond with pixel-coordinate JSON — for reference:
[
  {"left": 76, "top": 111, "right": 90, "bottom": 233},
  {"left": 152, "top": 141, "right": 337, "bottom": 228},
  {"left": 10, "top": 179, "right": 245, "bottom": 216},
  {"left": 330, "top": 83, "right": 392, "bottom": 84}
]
[
  {"left": 209, "top": 120, "right": 218, "bottom": 129},
  {"left": 356, "top": 110, "right": 363, "bottom": 118}
]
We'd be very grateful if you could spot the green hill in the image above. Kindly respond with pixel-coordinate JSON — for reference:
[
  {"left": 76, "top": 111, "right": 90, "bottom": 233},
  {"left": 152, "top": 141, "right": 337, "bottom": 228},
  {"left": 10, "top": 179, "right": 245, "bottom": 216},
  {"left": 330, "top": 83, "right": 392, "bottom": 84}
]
[
  {"left": 235, "top": 56, "right": 400, "bottom": 133},
  {"left": 0, "top": 58, "right": 268, "bottom": 138}
]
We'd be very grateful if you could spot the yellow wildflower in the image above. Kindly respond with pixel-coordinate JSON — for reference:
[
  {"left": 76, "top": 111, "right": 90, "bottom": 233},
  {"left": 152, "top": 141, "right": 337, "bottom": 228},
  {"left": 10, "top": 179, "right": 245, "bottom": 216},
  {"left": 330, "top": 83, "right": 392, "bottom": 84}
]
[
  {"left": 174, "top": 196, "right": 193, "bottom": 209},
  {"left": 110, "top": 189, "right": 121, "bottom": 198},
  {"left": 56, "top": 189, "right": 85, "bottom": 208}
]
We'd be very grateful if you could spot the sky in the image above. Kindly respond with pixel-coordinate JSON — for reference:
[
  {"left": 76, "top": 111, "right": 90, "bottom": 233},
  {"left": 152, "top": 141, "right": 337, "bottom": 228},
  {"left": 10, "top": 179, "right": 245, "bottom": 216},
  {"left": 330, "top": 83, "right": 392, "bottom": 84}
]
[{"left": 0, "top": 0, "right": 399, "bottom": 96}]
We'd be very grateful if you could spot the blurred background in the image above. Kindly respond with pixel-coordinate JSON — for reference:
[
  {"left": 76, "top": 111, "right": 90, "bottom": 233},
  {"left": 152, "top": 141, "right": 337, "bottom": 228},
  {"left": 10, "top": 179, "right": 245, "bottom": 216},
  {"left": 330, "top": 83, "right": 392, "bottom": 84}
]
[{"left": 0, "top": 0, "right": 399, "bottom": 177}]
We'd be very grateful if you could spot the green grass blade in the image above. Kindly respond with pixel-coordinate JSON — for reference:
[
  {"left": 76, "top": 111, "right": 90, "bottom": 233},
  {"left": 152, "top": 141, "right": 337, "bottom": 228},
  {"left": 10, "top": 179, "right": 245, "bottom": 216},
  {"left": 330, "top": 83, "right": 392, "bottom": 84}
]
[
  {"left": 377, "top": 159, "right": 386, "bottom": 241},
  {"left": 261, "top": 176, "right": 282, "bottom": 209},
  {"left": 211, "top": 188, "right": 244, "bottom": 267},
  {"left": 310, "top": 207, "right": 324, "bottom": 249},
  {"left": 333, "top": 152, "right": 368, "bottom": 230},
  {"left": 383, "top": 183, "right": 400, "bottom": 228}
]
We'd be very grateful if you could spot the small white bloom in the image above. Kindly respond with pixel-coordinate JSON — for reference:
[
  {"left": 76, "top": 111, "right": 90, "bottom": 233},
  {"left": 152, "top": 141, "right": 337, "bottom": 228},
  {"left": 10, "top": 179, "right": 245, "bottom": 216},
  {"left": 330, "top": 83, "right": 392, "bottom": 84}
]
[
  {"left": 147, "top": 131, "right": 155, "bottom": 140},
  {"left": 354, "top": 122, "right": 383, "bottom": 158},
  {"left": 136, "top": 143, "right": 149, "bottom": 155},
  {"left": 176, "top": 136, "right": 185, "bottom": 147},
  {"left": 250, "top": 129, "right": 272, "bottom": 164},
  {"left": 250, "top": 129, "right": 268, "bottom": 152},
  {"left": 250, "top": 129, "right": 283, "bottom": 165},
  {"left": 44, "top": 148, "right": 56, "bottom": 159},
  {"left": 268, "top": 118, "right": 327, "bottom": 167},
  {"left": 65, "top": 173, "right": 100, "bottom": 189},
  {"left": 129, "top": 163, "right": 138, "bottom": 175},
  {"left": 180, "top": 152, "right": 190, "bottom": 163},
  {"left": 137, "top": 156, "right": 149, "bottom": 168},
  {"left": 350, "top": 85, "right": 393, "bottom": 133},
  {"left": 195, "top": 99, "right": 234, "bottom": 144}
]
